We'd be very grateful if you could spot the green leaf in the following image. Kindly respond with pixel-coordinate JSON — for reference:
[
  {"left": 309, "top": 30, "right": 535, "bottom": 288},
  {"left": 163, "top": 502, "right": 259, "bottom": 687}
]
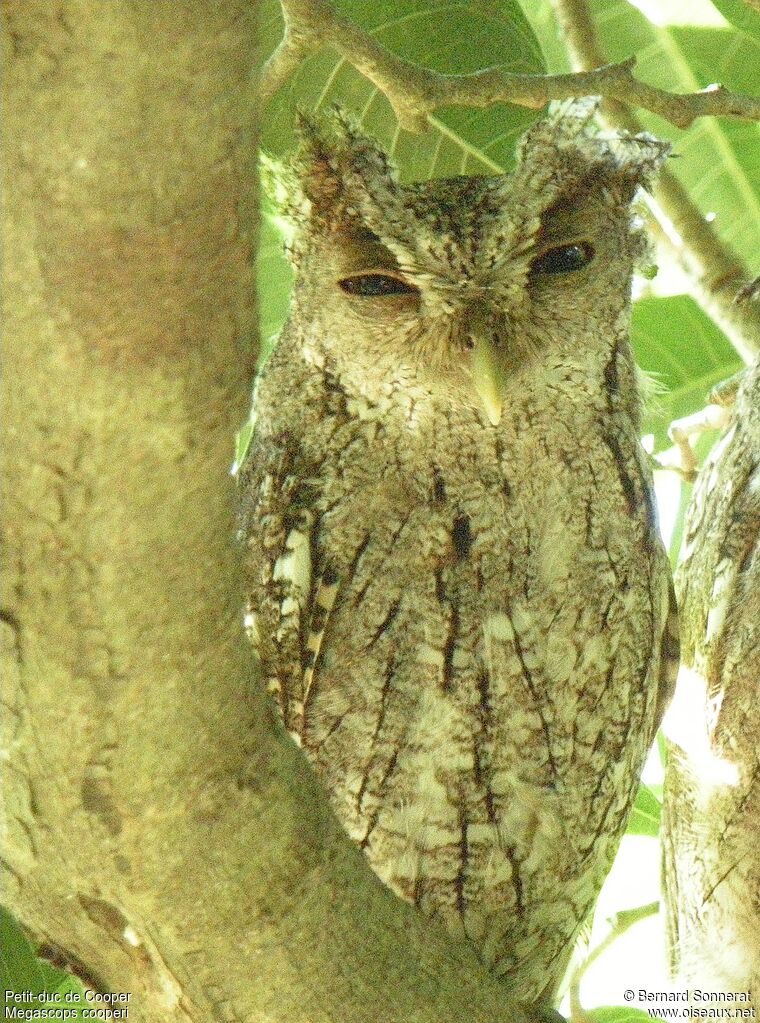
[
  {"left": 1, "top": 908, "right": 88, "bottom": 1019},
  {"left": 0, "top": 907, "right": 46, "bottom": 998},
  {"left": 52, "top": 975, "right": 87, "bottom": 1019},
  {"left": 627, "top": 783, "right": 662, "bottom": 837},
  {"left": 586, "top": 1007, "right": 653, "bottom": 1022},
  {"left": 709, "top": 0, "right": 760, "bottom": 43},
  {"left": 587, "top": 0, "right": 760, "bottom": 270},
  {"left": 261, "top": 0, "right": 546, "bottom": 171},
  {"left": 633, "top": 294, "right": 743, "bottom": 450}
]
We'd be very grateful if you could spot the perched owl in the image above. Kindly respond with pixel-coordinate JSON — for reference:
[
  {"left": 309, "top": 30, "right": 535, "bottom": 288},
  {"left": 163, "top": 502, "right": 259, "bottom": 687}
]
[{"left": 239, "top": 108, "right": 679, "bottom": 1007}]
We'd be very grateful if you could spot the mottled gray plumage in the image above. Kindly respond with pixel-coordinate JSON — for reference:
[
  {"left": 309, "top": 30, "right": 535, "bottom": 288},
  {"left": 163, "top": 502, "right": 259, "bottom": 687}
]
[{"left": 239, "top": 108, "right": 678, "bottom": 1006}]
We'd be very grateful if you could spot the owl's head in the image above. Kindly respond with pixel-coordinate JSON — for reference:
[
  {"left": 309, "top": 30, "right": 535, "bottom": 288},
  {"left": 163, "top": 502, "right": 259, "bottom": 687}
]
[{"left": 267, "top": 108, "right": 669, "bottom": 425}]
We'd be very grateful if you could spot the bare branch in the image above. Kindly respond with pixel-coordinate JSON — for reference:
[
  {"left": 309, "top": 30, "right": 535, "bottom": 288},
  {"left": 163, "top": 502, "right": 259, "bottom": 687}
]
[
  {"left": 551, "top": 0, "right": 760, "bottom": 363},
  {"left": 261, "top": 0, "right": 760, "bottom": 132}
]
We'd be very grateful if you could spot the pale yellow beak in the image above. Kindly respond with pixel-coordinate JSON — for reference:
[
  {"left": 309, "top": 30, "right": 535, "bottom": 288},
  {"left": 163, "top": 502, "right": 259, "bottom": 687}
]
[{"left": 467, "top": 307, "right": 507, "bottom": 426}]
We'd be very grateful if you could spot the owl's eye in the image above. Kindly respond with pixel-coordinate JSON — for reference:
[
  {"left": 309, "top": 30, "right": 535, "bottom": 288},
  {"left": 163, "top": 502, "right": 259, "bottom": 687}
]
[
  {"left": 339, "top": 273, "right": 419, "bottom": 297},
  {"left": 531, "top": 242, "right": 595, "bottom": 275}
]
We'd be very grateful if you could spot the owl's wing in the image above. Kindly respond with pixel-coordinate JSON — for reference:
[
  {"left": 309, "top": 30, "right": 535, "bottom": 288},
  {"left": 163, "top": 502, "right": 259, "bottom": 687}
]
[
  {"left": 300, "top": 566, "right": 341, "bottom": 729},
  {"left": 656, "top": 576, "right": 680, "bottom": 733},
  {"left": 238, "top": 420, "right": 348, "bottom": 744},
  {"left": 237, "top": 418, "right": 307, "bottom": 736}
]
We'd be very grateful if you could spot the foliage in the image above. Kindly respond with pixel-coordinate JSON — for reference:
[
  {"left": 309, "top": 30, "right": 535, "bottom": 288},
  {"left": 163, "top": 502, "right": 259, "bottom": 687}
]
[
  {"left": 628, "top": 783, "right": 662, "bottom": 838},
  {"left": 1, "top": 908, "right": 88, "bottom": 1019}
]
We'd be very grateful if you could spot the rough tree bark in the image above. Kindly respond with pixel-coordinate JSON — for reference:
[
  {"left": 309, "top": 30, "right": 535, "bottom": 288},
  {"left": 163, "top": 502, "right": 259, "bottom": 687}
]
[
  {"left": 663, "top": 361, "right": 760, "bottom": 1005},
  {"left": 1, "top": 4, "right": 538, "bottom": 1021}
]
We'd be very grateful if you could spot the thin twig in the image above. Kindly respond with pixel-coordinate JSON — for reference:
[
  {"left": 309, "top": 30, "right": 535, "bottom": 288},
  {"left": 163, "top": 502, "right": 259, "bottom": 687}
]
[
  {"left": 262, "top": 0, "right": 760, "bottom": 133},
  {"left": 568, "top": 901, "right": 660, "bottom": 1023}
]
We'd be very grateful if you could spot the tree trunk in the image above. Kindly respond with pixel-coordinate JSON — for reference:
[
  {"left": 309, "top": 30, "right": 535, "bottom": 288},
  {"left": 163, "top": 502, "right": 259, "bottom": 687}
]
[
  {"left": 663, "top": 361, "right": 760, "bottom": 1004},
  {"left": 1, "top": 4, "right": 536, "bottom": 1020}
]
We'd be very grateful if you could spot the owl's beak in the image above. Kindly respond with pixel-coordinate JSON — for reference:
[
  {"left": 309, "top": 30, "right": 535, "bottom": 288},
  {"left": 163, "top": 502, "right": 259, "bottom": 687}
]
[{"left": 468, "top": 321, "right": 507, "bottom": 427}]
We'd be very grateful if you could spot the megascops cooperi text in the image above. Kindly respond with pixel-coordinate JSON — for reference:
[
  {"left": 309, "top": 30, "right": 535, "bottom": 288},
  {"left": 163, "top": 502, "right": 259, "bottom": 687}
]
[{"left": 239, "top": 108, "right": 679, "bottom": 1006}]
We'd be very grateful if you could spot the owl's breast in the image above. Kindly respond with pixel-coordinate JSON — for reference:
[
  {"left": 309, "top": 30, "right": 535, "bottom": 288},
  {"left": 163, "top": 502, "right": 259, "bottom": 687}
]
[
  {"left": 244, "top": 369, "right": 670, "bottom": 1003},
  {"left": 295, "top": 392, "right": 664, "bottom": 758}
]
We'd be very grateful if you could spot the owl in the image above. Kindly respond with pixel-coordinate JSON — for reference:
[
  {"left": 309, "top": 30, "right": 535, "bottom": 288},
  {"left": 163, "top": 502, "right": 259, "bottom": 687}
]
[{"left": 239, "top": 108, "right": 679, "bottom": 1008}]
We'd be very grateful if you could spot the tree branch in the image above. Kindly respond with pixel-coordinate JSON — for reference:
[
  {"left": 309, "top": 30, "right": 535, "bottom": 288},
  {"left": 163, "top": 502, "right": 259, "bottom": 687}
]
[
  {"left": 550, "top": 0, "right": 760, "bottom": 364},
  {"left": 262, "top": 0, "right": 760, "bottom": 133},
  {"left": 567, "top": 902, "right": 659, "bottom": 1021},
  {"left": 1, "top": 5, "right": 541, "bottom": 1020},
  {"left": 663, "top": 362, "right": 760, "bottom": 1006}
]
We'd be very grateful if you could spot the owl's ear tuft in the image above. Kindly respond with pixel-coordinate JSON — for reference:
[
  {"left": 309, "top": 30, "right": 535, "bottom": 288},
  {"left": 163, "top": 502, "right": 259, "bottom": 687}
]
[
  {"left": 293, "top": 108, "right": 399, "bottom": 225},
  {"left": 259, "top": 111, "right": 399, "bottom": 257},
  {"left": 516, "top": 103, "right": 671, "bottom": 206},
  {"left": 607, "top": 131, "right": 672, "bottom": 191}
]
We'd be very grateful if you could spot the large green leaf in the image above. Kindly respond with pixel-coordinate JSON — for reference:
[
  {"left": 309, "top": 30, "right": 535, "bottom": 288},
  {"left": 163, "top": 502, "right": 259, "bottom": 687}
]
[
  {"left": 260, "top": 0, "right": 545, "bottom": 170},
  {"left": 588, "top": 0, "right": 760, "bottom": 268},
  {"left": 709, "top": 0, "right": 760, "bottom": 44},
  {"left": 589, "top": 3, "right": 757, "bottom": 451},
  {"left": 634, "top": 294, "right": 743, "bottom": 448}
]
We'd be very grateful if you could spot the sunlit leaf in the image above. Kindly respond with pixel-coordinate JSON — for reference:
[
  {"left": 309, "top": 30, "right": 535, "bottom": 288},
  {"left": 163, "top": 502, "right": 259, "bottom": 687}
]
[
  {"left": 588, "top": 0, "right": 760, "bottom": 269},
  {"left": 633, "top": 294, "right": 743, "bottom": 450},
  {"left": 260, "top": 0, "right": 545, "bottom": 171},
  {"left": 708, "top": 0, "right": 760, "bottom": 43},
  {"left": 627, "top": 784, "right": 662, "bottom": 837}
]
